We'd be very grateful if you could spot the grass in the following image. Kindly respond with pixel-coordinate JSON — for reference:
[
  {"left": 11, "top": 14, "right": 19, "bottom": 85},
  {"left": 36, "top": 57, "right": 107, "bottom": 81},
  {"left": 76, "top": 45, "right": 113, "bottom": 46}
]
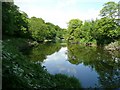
[{"left": 2, "top": 37, "right": 81, "bottom": 89}]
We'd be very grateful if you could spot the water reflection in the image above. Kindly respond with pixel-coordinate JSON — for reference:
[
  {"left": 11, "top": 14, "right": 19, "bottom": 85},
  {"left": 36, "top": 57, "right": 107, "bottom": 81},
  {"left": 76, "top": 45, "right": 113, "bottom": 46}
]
[
  {"left": 24, "top": 43, "right": 61, "bottom": 62},
  {"left": 42, "top": 47, "right": 99, "bottom": 88},
  {"left": 67, "top": 44, "right": 120, "bottom": 88},
  {"left": 26, "top": 43, "right": 120, "bottom": 88}
]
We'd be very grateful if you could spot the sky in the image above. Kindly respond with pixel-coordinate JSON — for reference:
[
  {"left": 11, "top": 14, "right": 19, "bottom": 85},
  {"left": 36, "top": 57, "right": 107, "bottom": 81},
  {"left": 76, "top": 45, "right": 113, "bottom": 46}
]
[{"left": 14, "top": 0, "right": 119, "bottom": 28}]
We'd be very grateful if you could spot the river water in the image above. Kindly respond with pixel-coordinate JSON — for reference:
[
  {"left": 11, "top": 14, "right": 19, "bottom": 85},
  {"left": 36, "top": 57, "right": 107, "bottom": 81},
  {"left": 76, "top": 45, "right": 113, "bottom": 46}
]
[{"left": 24, "top": 43, "right": 120, "bottom": 88}]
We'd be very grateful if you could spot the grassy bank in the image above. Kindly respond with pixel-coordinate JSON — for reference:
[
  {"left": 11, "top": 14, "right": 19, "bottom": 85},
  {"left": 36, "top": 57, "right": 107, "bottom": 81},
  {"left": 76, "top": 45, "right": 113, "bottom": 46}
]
[{"left": 2, "top": 37, "right": 81, "bottom": 89}]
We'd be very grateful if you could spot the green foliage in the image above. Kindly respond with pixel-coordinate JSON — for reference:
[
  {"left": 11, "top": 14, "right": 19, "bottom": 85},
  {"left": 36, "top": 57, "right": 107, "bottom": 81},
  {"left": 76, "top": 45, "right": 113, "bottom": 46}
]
[
  {"left": 67, "top": 17, "right": 119, "bottom": 46},
  {"left": 67, "top": 19, "right": 96, "bottom": 44},
  {"left": 2, "top": 1, "right": 120, "bottom": 46},
  {"left": 66, "top": 1, "right": 119, "bottom": 46},
  {"left": 2, "top": 2, "right": 18, "bottom": 35},
  {"left": 2, "top": 2, "right": 64, "bottom": 41},
  {"left": 53, "top": 74, "right": 81, "bottom": 88},
  {"left": 2, "top": 38, "right": 81, "bottom": 89},
  {"left": 80, "top": 20, "right": 96, "bottom": 43},
  {"left": 28, "top": 17, "right": 64, "bottom": 42},
  {"left": 45, "top": 22, "right": 57, "bottom": 40},
  {"left": 67, "top": 19, "right": 83, "bottom": 42},
  {"left": 55, "top": 25, "right": 63, "bottom": 39},
  {"left": 55, "top": 25, "right": 67, "bottom": 40},
  {"left": 2, "top": 2, "right": 30, "bottom": 38},
  {"left": 93, "top": 17, "right": 119, "bottom": 46},
  {"left": 24, "top": 43, "right": 61, "bottom": 62},
  {"left": 100, "top": 1, "right": 118, "bottom": 19},
  {"left": 15, "top": 11, "right": 31, "bottom": 38},
  {"left": 28, "top": 17, "right": 46, "bottom": 42},
  {"left": 67, "top": 44, "right": 120, "bottom": 88}
]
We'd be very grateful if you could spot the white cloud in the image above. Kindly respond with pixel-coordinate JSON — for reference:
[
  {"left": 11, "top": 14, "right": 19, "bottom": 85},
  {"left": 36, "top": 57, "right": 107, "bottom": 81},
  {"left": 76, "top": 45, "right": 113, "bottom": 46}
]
[
  {"left": 14, "top": 0, "right": 113, "bottom": 28},
  {"left": 15, "top": 6, "right": 99, "bottom": 28}
]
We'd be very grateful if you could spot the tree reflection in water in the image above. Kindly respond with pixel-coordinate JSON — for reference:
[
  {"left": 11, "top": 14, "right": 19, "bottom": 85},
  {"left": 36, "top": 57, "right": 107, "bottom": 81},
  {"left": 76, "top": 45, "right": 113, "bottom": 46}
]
[
  {"left": 67, "top": 44, "right": 120, "bottom": 88},
  {"left": 24, "top": 42, "right": 61, "bottom": 62},
  {"left": 24, "top": 43, "right": 120, "bottom": 88}
]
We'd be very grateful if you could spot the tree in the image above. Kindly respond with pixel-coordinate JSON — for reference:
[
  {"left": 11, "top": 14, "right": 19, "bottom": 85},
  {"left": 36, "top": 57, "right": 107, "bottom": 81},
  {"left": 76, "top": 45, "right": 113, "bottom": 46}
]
[
  {"left": 100, "top": 1, "right": 118, "bottom": 19},
  {"left": 14, "top": 11, "right": 30, "bottom": 38},
  {"left": 28, "top": 17, "right": 47, "bottom": 42},
  {"left": 80, "top": 20, "right": 95, "bottom": 43},
  {"left": 67, "top": 19, "right": 83, "bottom": 42},
  {"left": 45, "top": 22, "right": 56, "bottom": 40},
  {"left": 98, "top": 1, "right": 120, "bottom": 46},
  {"left": 2, "top": 2, "right": 19, "bottom": 35},
  {"left": 55, "top": 25, "right": 66, "bottom": 40},
  {"left": 92, "top": 17, "right": 119, "bottom": 46},
  {"left": 2, "top": 2, "right": 30, "bottom": 38}
]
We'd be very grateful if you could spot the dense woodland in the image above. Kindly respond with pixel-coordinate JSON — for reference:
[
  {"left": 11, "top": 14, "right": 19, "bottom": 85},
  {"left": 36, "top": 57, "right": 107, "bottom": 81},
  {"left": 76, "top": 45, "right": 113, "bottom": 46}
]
[
  {"left": 2, "top": 1, "right": 120, "bottom": 46},
  {"left": 67, "top": 1, "right": 120, "bottom": 46},
  {"left": 2, "top": 1, "right": 120, "bottom": 89},
  {"left": 2, "top": 2, "right": 66, "bottom": 42}
]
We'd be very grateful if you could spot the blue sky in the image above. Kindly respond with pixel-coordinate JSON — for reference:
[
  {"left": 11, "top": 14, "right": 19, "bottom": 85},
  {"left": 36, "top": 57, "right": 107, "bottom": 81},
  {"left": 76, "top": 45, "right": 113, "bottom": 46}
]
[{"left": 14, "top": 0, "right": 119, "bottom": 28}]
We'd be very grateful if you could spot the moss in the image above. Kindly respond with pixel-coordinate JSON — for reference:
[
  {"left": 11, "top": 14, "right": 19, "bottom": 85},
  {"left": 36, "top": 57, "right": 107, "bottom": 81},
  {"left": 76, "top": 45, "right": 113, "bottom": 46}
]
[{"left": 2, "top": 37, "right": 81, "bottom": 89}]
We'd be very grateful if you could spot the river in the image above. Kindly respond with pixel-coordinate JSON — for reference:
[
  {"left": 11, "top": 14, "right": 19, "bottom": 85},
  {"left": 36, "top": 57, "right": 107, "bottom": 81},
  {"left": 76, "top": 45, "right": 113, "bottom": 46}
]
[{"left": 24, "top": 43, "right": 120, "bottom": 88}]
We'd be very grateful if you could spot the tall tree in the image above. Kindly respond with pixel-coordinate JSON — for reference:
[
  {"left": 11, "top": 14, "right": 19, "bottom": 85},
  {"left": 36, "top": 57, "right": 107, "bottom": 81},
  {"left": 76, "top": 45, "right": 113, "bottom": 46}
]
[
  {"left": 93, "top": 17, "right": 119, "bottom": 46},
  {"left": 67, "top": 19, "right": 82, "bottom": 42},
  {"left": 100, "top": 1, "right": 118, "bottom": 19},
  {"left": 2, "top": 2, "right": 29, "bottom": 38},
  {"left": 80, "top": 20, "right": 95, "bottom": 43},
  {"left": 28, "top": 17, "right": 47, "bottom": 42},
  {"left": 45, "top": 22, "right": 56, "bottom": 40},
  {"left": 14, "top": 11, "right": 30, "bottom": 37},
  {"left": 2, "top": 2, "right": 19, "bottom": 35}
]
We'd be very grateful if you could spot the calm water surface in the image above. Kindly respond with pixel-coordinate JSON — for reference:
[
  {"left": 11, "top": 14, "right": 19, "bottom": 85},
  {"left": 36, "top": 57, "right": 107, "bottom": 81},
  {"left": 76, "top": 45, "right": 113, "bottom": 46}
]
[{"left": 25, "top": 43, "right": 120, "bottom": 88}]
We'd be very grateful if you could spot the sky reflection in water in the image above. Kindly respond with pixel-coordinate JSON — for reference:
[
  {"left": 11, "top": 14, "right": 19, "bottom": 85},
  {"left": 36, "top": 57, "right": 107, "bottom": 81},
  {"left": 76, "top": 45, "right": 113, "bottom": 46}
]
[{"left": 42, "top": 47, "right": 99, "bottom": 88}]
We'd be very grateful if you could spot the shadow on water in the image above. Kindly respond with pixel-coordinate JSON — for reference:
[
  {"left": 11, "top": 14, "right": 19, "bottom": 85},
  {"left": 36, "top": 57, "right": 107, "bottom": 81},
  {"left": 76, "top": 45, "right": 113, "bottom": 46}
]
[{"left": 24, "top": 43, "right": 120, "bottom": 88}]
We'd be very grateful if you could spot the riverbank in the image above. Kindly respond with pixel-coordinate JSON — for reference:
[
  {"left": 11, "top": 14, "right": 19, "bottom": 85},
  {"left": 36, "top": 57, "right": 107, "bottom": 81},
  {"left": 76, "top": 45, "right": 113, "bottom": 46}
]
[
  {"left": 105, "top": 41, "right": 120, "bottom": 51},
  {"left": 104, "top": 41, "right": 120, "bottom": 58},
  {"left": 2, "top": 37, "right": 81, "bottom": 89}
]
